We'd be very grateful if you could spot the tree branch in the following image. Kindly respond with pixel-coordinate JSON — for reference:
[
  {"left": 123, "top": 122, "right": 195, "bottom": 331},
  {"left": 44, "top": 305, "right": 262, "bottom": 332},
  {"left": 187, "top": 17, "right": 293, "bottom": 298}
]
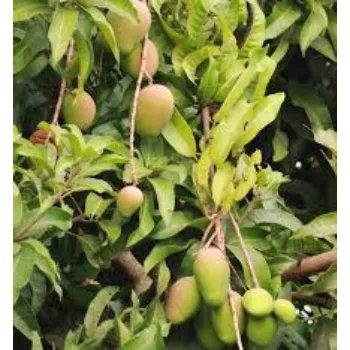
[
  {"left": 291, "top": 292, "right": 336, "bottom": 309},
  {"left": 282, "top": 250, "right": 337, "bottom": 282},
  {"left": 113, "top": 251, "right": 153, "bottom": 295}
]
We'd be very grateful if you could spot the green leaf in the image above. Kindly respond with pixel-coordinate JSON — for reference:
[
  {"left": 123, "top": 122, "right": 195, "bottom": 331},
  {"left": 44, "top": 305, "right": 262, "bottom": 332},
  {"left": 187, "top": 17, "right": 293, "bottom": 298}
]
[
  {"left": 14, "top": 54, "right": 49, "bottom": 82},
  {"left": 144, "top": 239, "right": 195, "bottom": 273},
  {"left": 48, "top": 5, "right": 79, "bottom": 66},
  {"left": 79, "top": 234, "right": 104, "bottom": 268},
  {"left": 84, "top": 0, "right": 138, "bottom": 22},
  {"left": 265, "top": 0, "right": 302, "bottom": 40},
  {"left": 84, "top": 7, "right": 120, "bottom": 63},
  {"left": 141, "top": 136, "right": 165, "bottom": 168},
  {"left": 99, "top": 220, "right": 121, "bottom": 244},
  {"left": 127, "top": 193, "right": 155, "bottom": 247},
  {"left": 72, "top": 178, "right": 114, "bottom": 194},
  {"left": 122, "top": 324, "right": 166, "bottom": 350},
  {"left": 30, "top": 271, "right": 47, "bottom": 314},
  {"left": 13, "top": 0, "right": 51, "bottom": 23},
  {"left": 182, "top": 46, "right": 221, "bottom": 84},
  {"left": 210, "top": 100, "right": 253, "bottom": 165},
  {"left": 13, "top": 246, "right": 36, "bottom": 304},
  {"left": 149, "top": 178, "right": 175, "bottom": 225},
  {"left": 228, "top": 244, "right": 272, "bottom": 293},
  {"left": 299, "top": 264, "right": 337, "bottom": 294},
  {"left": 212, "top": 163, "right": 235, "bottom": 206},
  {"left": 288, "top": 81, "right": 332, "bottom": 131},
  {"left": 273, "top": 130, "right": 289, "bottom": 162},
  {"left": 252, "top": 57, "right": 277, "bottom": 100},
  {"left": 74, "top": 30, "right": 95, "bottom": 94},
  {"left": 14, "top": 296, "right": 40, "bottom": 340},
  {"left": 187, "top": 0, "right": 210, "bottom": 46},
  {"left": 161, "top": 108, "right": 197, "bottom": 157},
  {"left": 93, "top": 319, "right": 114, "bottom": 343},
  {"left": 300, "top": 3, "right": 328, "bottom": 56},
  {"left": 314, "top": 129, "right": 337, "bottom": 153},
  {"left": 22, "top": 239, "right": 62, "bottom": 298},
  {"left": 235, "top": 93, "right": 285, "bottom": 149},
  {"left": 240, "top": 0, "right": 266, "bottom": 58},
  {"left": 293, "top": 212, "right": 337, "bottom": 239},
  {"left": 198, "top": 57, "right": 219, "bottom": 103},
  {"left": 243, "top": 209, "right": 303, "bottom": 231},
  {"left": 151, "top": 211, "right": 193, "bottom": 240},
  {"left": 14, "top": 182, "right": 23, "bottom": 229},
  {"left": 25, "top": 207, "right": 72, "bottom": 239},
  {"left": 115, "top": 317, "right": 132, "bottom": 347},
  {"left": 84, "top": 286, "right": 118, "bottom": 338},
  {"left": 327, "top": 8, "right": 337, "bottom": 50},
  {"left": 156, "top": 261, "right": 171, "bottom": 297},
  {"left": 31, "top": 331, "right": 43, "bottom": 350},
  {"left": 310, "top": 36, "right": 336, "bottom": 62},
  {"left": 227, "top": 227, "right": 271, "bottom": 251},
  {"left": 85, "top": 193, "right": 111, "bottom": 219}
]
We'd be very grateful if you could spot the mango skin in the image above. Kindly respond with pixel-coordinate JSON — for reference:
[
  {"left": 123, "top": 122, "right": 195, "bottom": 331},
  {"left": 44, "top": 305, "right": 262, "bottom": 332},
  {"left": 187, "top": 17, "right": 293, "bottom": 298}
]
[
  {"left": 61, "top": 90, "right": 96, "bottom": 131},
  {"left": 165, "top": 276, "right": 201, "bottom": 325},
  {"left": 193, "top": 247, "right": 230, "bottom": 307},
  {"left": 195, "top": 304, "right": 224, "bottom": 350},
  {"left": 116, "top": 186, "right": 144, "bottom": 217},
  {"left": 242, "top": 288, "right": 274, "bottom": 317},
  {"left": 107, "top": 0, "right": 151, "bottom": 54},
  {"left": 123, "top": 39, "right": 159, "bottom": 78},
  {"left": 274, "top": 299, "right": 296, "bottom": 324},
  {"left": 246, "top": 315, "right": 277, "bottom": 346},
  {"left": 211, "top": 292, "right": 245, "bottom": 345},
  {"left": 135, "top": 84, "right": 175, "bottom": 136}
]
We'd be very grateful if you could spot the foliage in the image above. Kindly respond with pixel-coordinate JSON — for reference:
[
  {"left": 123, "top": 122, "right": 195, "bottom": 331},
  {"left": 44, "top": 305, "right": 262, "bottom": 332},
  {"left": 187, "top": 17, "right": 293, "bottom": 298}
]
[{"left": 14, "top": 0, "right": 336, "bottom": 349}]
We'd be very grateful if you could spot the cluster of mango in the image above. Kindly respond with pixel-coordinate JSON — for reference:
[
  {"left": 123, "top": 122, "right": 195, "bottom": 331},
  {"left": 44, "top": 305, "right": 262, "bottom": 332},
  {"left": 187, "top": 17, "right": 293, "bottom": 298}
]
[{"left": 166, "top": 247, "right": 296, "bottom": 348}]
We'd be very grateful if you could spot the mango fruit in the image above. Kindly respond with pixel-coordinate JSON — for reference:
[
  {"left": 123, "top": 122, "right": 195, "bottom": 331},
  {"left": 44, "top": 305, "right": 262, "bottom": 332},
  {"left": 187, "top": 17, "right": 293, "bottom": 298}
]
[
  {"left": 211, "top": 292, "right": 245, "bottom": 345},
  {"left": 242, "top": 288, "right": 274, "bottom": 317},
  {"left": 116, "top": 186, "right": 144, "bottom": 217},
  {"left": 61, "top": 90, "right": 96, "bottom": 131},
  {"left": 165, "top": 276, "right": 200, "bottom": 325},
  {"left": 107, "top": 0, "right": 151, "bottom": 54},
  {"left": 193, "top": 247, "right": 230, "bottom": 307},
  {"left": 135, "top": 84, "right": 174, "bottom": 136},
  {"left": 246, "top": 315, "right": 277, "bottom": 346},
  {"left": 274, "top": 299, "right": 296, "bottom": 324}
]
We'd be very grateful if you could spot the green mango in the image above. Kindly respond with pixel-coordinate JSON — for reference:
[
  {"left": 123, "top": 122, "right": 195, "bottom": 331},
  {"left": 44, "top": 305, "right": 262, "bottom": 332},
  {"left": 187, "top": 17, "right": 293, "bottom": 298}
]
[
  {"left": 274, "top": 299, "right": 296, "bottom": 324},
  {"left": 246, "top": 315, "right": 277, "bottom": 346},
  {"left": 242, "top": 288, "right": 274, "bottom": 317}
]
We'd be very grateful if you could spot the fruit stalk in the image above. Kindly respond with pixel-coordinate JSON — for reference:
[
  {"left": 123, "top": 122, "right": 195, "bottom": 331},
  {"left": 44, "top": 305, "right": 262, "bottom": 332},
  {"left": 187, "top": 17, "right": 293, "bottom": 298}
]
[
  {"left": 129, "top": 32, "right": 151, "bottom": 185},
  {"left": 228, "top": 212, "right": 260, "bottom": 288},
  {"left": 45, "top": 39, "right": 75, "bottom": 143},
  {"left": 228, "top": 289, "right": 244, "bottom": 350},
  {"left": 282, "top": 250, "right": 337, "bottom": 281}
]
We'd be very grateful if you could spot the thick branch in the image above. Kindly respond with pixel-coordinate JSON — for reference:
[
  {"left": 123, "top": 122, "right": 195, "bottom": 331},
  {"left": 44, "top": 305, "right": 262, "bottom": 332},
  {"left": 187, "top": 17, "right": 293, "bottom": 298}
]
[
  {"left": 292, "top": 292, "right": 336, "bottom": 309},
  {"left": 113, "top": 251, "right": 152, "bottom": 295},
  {"left": 282, "top": 250, "right": 337, "bottom": 282}
]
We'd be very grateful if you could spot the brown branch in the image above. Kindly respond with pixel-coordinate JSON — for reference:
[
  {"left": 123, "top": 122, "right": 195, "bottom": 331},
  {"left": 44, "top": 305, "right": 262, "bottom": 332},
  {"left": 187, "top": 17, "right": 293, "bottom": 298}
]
[
  {"left": 201, "top": 105, "right": 211, "bottom": 146},
  {"left": 129, "top": 34, "right": 150, "bottom": 185},
  {"left": 291, "top": 292, "right": 336, "bottom": 309},
  {"left": 45, "top": 40, "right": 75, "bottom": 144},
  {"left": 282, "top": 250, "right": 337, "bottom": 282},
  {"left": 113, "top": 251, "right": 153, "bottom": 295},
  {"left": 228, "top": 212, "right": 260, "bottom": 288}
]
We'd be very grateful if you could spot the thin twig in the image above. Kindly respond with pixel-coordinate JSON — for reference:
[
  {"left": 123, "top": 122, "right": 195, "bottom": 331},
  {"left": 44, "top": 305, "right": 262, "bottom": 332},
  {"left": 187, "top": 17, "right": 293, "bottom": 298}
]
[
  {"left": 228, "top": 290, "right": 244, "bottom": 350},
  {"left": 129, "top": 34, "right": 150, "bottom": 185},
  {"left": 201, "top": 105, "right": 211, "bottom": 146},
  {"left": 228, "top": 212, "right": 260, "bottom": 288},
  {"left": 200, "top": 220, "right": 215, "bottom": 248},
  {"left": 45, "top": 40, "right": 75, "bottom": 144}
]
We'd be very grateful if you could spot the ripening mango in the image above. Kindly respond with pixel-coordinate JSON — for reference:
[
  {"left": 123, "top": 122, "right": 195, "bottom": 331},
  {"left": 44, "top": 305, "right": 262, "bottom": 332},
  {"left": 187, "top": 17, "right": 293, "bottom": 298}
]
[
  {"left": 61, "top": 90, "right": 96, "bottom": 131},
  {"left": 246, "top": 315, "right": 277, "bottom": 346},
  {"left": 193, "top": 247, "right": 230, "bottom": 307},
  {"left": 195, "top": 304, "right": 224, "bottom": 350},
  {"left": 107, "top": 0, "right": 151, "bottom": 54},
  {"left": 274, "top": 299, "right": 297, "bottom": 324},
  {"left": 165, "top": 276, "right": 201, "bottom": 325},
  {"left": 242, "top": 288, "right": 274, "bottom": 317},
  {"left": 211, "top": 292, "right": 245, "bottom": 345},
  {"left": 135, "top": 84, "right": 174, "bottom": 136},
  {"left": 116, "top": 186, "right": 144, "bottom": 217}
]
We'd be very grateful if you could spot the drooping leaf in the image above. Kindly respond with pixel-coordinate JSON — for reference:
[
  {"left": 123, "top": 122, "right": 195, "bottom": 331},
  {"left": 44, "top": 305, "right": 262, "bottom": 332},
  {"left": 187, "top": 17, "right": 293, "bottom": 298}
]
[
  {"left": 99, "top": 219, "right": 122, "bottom": 244},
  {"left": 149, "top": 178, "right": 175, "bottom": 225},
  {"left": 187, "top": 0, "right": 211, "bottom": 46},
  {"left": 30, "top": 270, "right": 47, "bottom": 314},
  {"left": 265, "top": 0, "right": 302, "bottom": 40},
  {"left": 13, "top": 0, "right": 51, "bottom": 23},
  {"left": 310, "top": 36, "right": 337, "bottom": 62},
  {"left": 327, "top": 8, "right": 337, "bottom": 50},
  {"left": 156, "top": 261, "right": 171, "bottom": 297},
  {"left": 84, "top": 286, "right": 118, "bottom": 338},
  {"left": 161, "top": 108, "right": 197, "bottom": 157},
  {"left": 31, "top": 331, "right": 43, "bottom": 350},
  {"left": 212, "top": 162, "right": 235, "bottom": 206},
  {"left": 85, "top": 193, "right": 111, "bottom": 219},
  {"left": 14, "top": 182, "right": 23, "bottom": 229},
  {"left": 300, "top": 3, "right": 328, "bottom": 56},
  {"left": 115, "top": 317, "right": 132, "bottom": 347},
  {"left": 48, "top": 5, "right": 79, "bottom": 66},
  {"left": 273, "top": 130, "right": 289, "bottom": 162},
  {"left": 72, "top": 178, "right": 114, "bottom": 194},
  {"left": 198, "top": 57, "right": 219, "bottom": 103}
]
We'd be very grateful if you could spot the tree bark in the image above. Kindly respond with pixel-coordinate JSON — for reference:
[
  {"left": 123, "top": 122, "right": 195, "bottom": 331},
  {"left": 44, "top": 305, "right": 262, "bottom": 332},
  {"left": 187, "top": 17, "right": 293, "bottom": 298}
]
[{"left": 292, "top": 292, "right": 336, "bottom": 309}]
